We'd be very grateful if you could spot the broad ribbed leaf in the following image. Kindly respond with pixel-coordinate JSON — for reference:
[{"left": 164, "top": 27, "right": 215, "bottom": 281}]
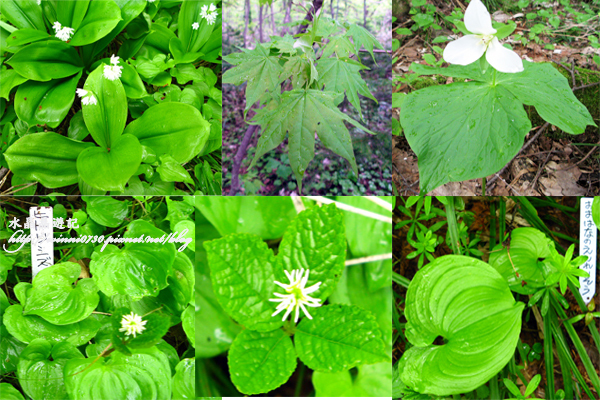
[
  {"left": 56, "top": 0, "right": 90, "bottom": 31},
  {"left": 204, "top": 234, "right": 283, "bottom": 332},
  {"left": 89, "top": 220, "right": 176, "bottom": 300},
  {"left": 17, "top": 339, "right": 84, "bottom": 400},
  {"left": 181, "top": 305, "right": 194, "bottom": 347},
  {"left": 0, "top": 383, "right": 25, "bottom": 400},
  {"left": 593, "top": 197, "right": 600, "bottom": 229},
  {"left": 1, "top": 0, "right": 45, "bottom": 30},
  {"left": 83, "top": 196, "right": 129, "bottom": 228},
  {"left": 6, "top": 41, "right": 83, "bottom": 81},
  {"left": 15, "top": 72, "right": 81, "bottom": 128},
  {"left": 67, "top": 0, "right": 122, "bottom": 47},
  {"left": 0, "top": 326, "right": 26, "bottom": 374},
  {"left": 489, "top": 227, "right": 554, "bottom": 294},
  {"left": 64, "top": 347, "right": 171, "bottom": 400},
  {"left": 178, "top": 0, "right": 217, "bottom": 54},
  {"left": 399, "top": 255, "right": 524, "bottom": 396},
  {"left": 0, "top": 68, "right": 28, "bottom": 100},
  {"left": 346, "top": 23, "right": 384, "bottom": 62},
  {"left": 228, "top": 329, "right": 297, "bottom": 395},
  {"left": 250, "top": 89, "right": 373, "bottom": 192},
  {"left": 172, "top": 358, "right": 195, "bottom": 400},
  {"left": 22, "top": 262, "right": 99, "bottom": 325},
  {"left": 124, "top": 103, "right": 210, "bottom": 163},
  {"left": 322, "top": 35, "right": 355, "bottom": 58},
  {"left": 223, "top": 43, "right": 282, "bottom": 111},
  {"left": 3, "top": 305, "right": 104, "bottom": 346},
  {"left": 275, "top": 204, "right": 345, "bottom": 301},
  {"left": 313, "top": 362, "right": 392, "bottom": 396},
  {"left": 295, "top": 304, "right": 388, "bottom": 372},
  {"left": 317, "top": 57, "right": 377, "bottom": 119}
]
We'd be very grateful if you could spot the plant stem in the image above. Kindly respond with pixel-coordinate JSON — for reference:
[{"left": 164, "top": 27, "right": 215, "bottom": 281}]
[
  {"left": 482, "top": 176, "right": 486, "bottom": 195},
  {"left": 444, "top": 197, "right": 461, "bottom": 255},
  {"left": 489, "top": 373, "right": 500, "bottom": 400},
  {"left": 392, "top": 271, "right": 411, "bottom": 288},
  {"left": 544, "top": 307, "right": 555, "bottom": 400},
  {"left": 294, "top": 363, "right": 306, "bottom": 396}
]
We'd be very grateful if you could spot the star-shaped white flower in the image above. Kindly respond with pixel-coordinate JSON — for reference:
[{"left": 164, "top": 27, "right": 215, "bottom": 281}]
[
  {"left": 200, "top": 3, "right": 218, "bottom": 26},
  {"left": 53, "top": 21, "right": 75, "bottom": 42},
  {"left": 269, "top": 268, "right": 322, "bottom": 323},
  {"left": 110, "top": 54, "right": 120, "bottom": 66},
  {"left": 192, "top": 22, "right": 200, "bottom": 30},
  {"left": 76, "top": 88, "right": 97, "bottom": 105},
  {"left": 119, "top": 312, "right": 147, "bottom": 338},
  {"left": 52, "top": 21, "right": 62, "bottom": 32},
  {"left": 443, "top": 0, "right": 523, "bottom": 73}
]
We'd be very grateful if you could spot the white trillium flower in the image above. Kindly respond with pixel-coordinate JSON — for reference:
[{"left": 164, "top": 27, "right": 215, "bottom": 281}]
[
  {"left": 269, "top": 268, "right": 322, "bottom": 323},
  {"left": 119, "top": 312, "right": 147, "bottom": 338},
  {"left": 76, "top": 88, "right": 97, "bottom": 105},
  {"left": 443, "top": 0, "right": 523, "bottom": 73},
  {"left": 192, "top": 22, "right": 200, "bottom": 30}
]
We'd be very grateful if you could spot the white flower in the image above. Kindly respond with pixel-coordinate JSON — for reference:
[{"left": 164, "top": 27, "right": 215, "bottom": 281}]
[
  {"left": 209, "top": 3, "right": 217, "bottom": 12},
  {"left": 55, "top": 26, "right": 75, "bottom": 42},
  {"left": 110, "top": 54, "right": 120, "bottom": 66},
  {"left": 443, "top": 0, "right": 523, "bottom": 73},
  {"left": 52, "top": 21, "right": 62, "bottom": 32},
  {"left": 200, "top": 3, "right": 218, "bottom": 26},
  {"left": 76, "top": 88, "right": 88, "bottom": 97},
  {"left": 37, "top": 0, "right": 41, "bottom": 5},
  {"left": 119, "top": 312, "right": 147, "bottom": 338},
  {"left": 192, "top": 22, "right": 200, "bottom": 30},
  {"left": 148, "top": 0, "right": 156, "bottom": 2},
  {"left": 103, "top": 64, "right": 123, "bottom": 81},
  {"left": 77, "top": 88, "right": 97, "bottom": 105},
  {"left": 269, "top": 268, "right": 322, "bottom": 323}
]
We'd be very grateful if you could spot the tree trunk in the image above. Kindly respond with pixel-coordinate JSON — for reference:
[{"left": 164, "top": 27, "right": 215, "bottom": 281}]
[
  {"left": 363, "top": 0, "right": 367, "bottom": 29},
  {"left": 259, "top": 5, "right": 264, "bottom": 42},
  {"left": 330, "top": 0, "right": 334, "bottom": 17},
  {"left": 282, "top": 0, "right": 292, "bottom": 35},
  {"left": 270, "top": 4, "right": 276, "bottom": 36},
  {"left": 336, "top": 0, "right": 339, "bottom": 19},
  {"left": 243, "top": 0, "right": 250, "bottom": 47},
  {"left": 295, "top": 0, "right": 324, "bottom": 35}
]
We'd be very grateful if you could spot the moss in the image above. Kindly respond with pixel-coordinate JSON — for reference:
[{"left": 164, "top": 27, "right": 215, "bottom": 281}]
[{"left": 411, "top": 77, "right": 438, "bottom": 90}]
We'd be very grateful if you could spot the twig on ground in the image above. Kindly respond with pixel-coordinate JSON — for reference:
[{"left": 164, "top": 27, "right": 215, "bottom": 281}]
[
  {"left": 346, "top": 253, "right": 393, "bottom": 266},
  {"left": 531, "top": 149, "right": 555, "bottom": 192}
]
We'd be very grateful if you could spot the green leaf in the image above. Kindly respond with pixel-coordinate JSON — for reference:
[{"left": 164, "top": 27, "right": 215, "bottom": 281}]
[
  {"left": 67, "top": 0, "right": 122, "bottom": 46},
  {"left": 223, "top": 43, "right": 282, "bottom": 112},
  {"left": 317, "top": 57, "right": 377, "bottom": 119},
  {"left": 82, "top": 63, "right": 128, "bottom": 149},
  {"left": 322, "top": 35, "right": 355, "bottom": 58},
  {"left": 251, "top": 89, "right": 372, "bottom": 192},
  {"left": 0, "top": 327, "right": 27, "bottom": 374},
  {"left": 77, "top": 134, "right": 142, "bottom": 192},
  {"left": 204, "top": 233, "right": 283, "bottom": 332},
  {"left": 156, "top": 154, "right": 194, "bottom": 184},
  {"left": 399, "top": 255, "right": 524, "bottom": 396},
  {"left": 275, "top": 204, "right": 346, "bottom": 301},
  {"left": 0, "top": 383, "right": 25, "bottom": 400},
  {"left": 195, "top": 197, "right": 296, "bottom": 239},
  {"left": 124, "top": 102, "right": 211, "bottom": 163},
  {"left": 503, "top": 378, "right": 522, "bottom": 397},
  {"left": 181, "top": 304, "right": 194, "bottom": 347},
  {"left": 489, "top": 227, "right": 554, "bottom": 294},
  {"left": 296, "top": 304, "right": 389, "bottom": 372},
  {"left": 64, "top": 347, "right": 172, "bottom": 400},
  {"left": 155, "top": 251, "right": 195, "bottom": 317},
  {"left": 1, "top": 0, "right": 45, "bottom": 30},
  {"left": 56, "top": 0, "right": 90, "bottom": 31},
  {"left": 172, "top": 358, "right": 195, "bottom": 399},
  {"left": 83, "top": 196, "right": 129, "bottom": 228},
  {"left": 169, "top": 37, "right": 205, "bottom": 65},
  {"left": 4, "top": 132, "right": 94, "bottom": 188},
  {"left": 6, "top": 41, "right": 83, "bottom": 81},
  {"left": 178, "top": 0, "right": 217, "bottom": 54},
  {"left": 313, "top": 362, "right": 392, "bottom": 396},
  {"left": 173, "top": 220, "right": 195, "bottom": 252},
  {"left": 89, "top": 220, "right": 176, "bottom": 300},
  {"left": 3, "top": 305, "right": 104, "bottom": 346},
  {"left": 0, "top": 68, "right": 28, "bottom": 100},
  {"left": 228, "top": 329, "right": 297, "bottom": 395},
  {"left": 593, "top": 197, "right": 600, "bottom": 230},
  {"left": 346, "top": 23, "right": 384, "bottom": 62},
  {"left": 15, "top": 72, "right": 81, "bottom": 129},
  {"left": 22, "top": 262, "right": 99, "bottom": 325},
  {"left": 67, "top": 110, "right": 90, "bottom": 141},
  {"left": 17, "top": 339, "right": 84, "bottom": 400}
]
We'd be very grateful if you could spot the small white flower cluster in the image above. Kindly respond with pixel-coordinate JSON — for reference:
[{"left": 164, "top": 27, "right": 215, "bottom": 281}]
[
  {"left": 119, "top": 312, "right": 147, "bottom": 338},
  {"left": 52, "top": 21, "right": 74, "bottom": 42},
  {"left": 37, "top": 0, "right": 41, "bottom": 5},
  {"left": 76, "top": 88, "right": 97, "bottom": 106},
  {"left": 103, "top": 54, "right": 123, "bottom": 81},
  {"left": 269, "top": 268, "right": 322, "bottom": 323},
  {"left": 193, "top": 3, "right": 218, "bottom": 29}
]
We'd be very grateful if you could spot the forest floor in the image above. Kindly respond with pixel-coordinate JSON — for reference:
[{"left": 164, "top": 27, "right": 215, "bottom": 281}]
[{"left": 393, "top": 0, "right": 600, "bottom": 196}]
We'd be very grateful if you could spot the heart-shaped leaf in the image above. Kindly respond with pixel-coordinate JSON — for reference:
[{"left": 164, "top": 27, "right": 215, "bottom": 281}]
[
  {"left": 77, "top": 134, "right": 142, "bottom": 192},
  {"left": 21, "top": 262, "right": 99, "bottom": 325},
  {"left": 4, "top": 132, "right": 94, "bottom": 189},
  {"left": 124, "top": 102, "right": 210, "bottom": 163},
  {"left": 83, "top": 196, "right": 129, "bottom": 228},
  {"left": 6, "top": 41, "right": 83, "bottom": 81},
  {"left": 82, "top": 63, "right": 128, "bottom": 149},
  {"left": 399, "top": 255, "right": 524, "bottom": 396}
]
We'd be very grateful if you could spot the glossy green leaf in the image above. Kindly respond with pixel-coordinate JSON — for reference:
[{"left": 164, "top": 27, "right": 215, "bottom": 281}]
[
  {"left": 169, "top": 37, "right": 204, "bottom": 65},
  {"left": 156, "top": 154, "right": 194, "bottom": 184},
  {"left": 223, "top": 43, "right": 282, "bottom": 112},
  {"left": 89, "top": 220, "right": 176, "bottom": 300},
  {"left": 56, "top": 0, "right": 90, "bottom": 31},
  {"left": 64, "top": 347, "right": 172, "bottom": 400},
  {"left": 204, "top": 233, "right": 283, "bottom": 332},
  {"left": 0, "top": 68, "right": 28, "bottom": 100},
  {"left": 22, "top": 262, "right": 99, "bottom": 325},
  {"left": 82, "top": 63, "right": 128, "bottom": 149},
  {"left": 1, "top": 0, "right": 45, "bottom": 30},
  {"left": 276, "top": 204, "right": 346, "bottom": 300},
  {"left": 313, "top": 362, "right": 392, "bottom": 396},
  {"left": 17, "top": 339, "right": 84, "bottom": 400},
  {"left": 6, "top": 41, "right": 83, "bottom": 81},
  {"left": 67, "top": 0, "right": 121, "bottom": 46},
  {"left": 3, "top": 305, "right": 104, "bottom": 346},
  {"left": 317, "top": 57, "right": 377, "bottom": 119},
  {"left": 0, "top": 383, "right": 25, "bottom": 400},
  {"left": 91, "top": 56, "right": 147, "bottom": 99},
  {"left": 489, "top": 227, "right": 555, "bottom": 294},
  {"left": 251, "top": 89, "right": 372, "bottom": 192},
  {"left": 83, "top": 196, "right": 129, "bottom": 228},
  {"left": 178, "top": 0, "right": 216, "bottom": 54},
  {"left": 4, "top": 132, "right": 94, "bottom": 188},
  {"left": 124, "top": 102, "right": 210, "bottom": 163},
  {"left": 0, "top": 327, "right": 27, "bottom": 374},
  {"left": 346, "top": 23, "right": 385, "bottom": 62},
  {"left": 592, "top": 197, "right": 599, "bottom": 229},
  {"left": 399, "top": 255, "right": 524, "bottom": 396},
  {"left": 228, "top": 329, "right": 297, "bottom": 395},
  {"left": 296, "top": 304, "right": 388, "bottom": 372},
  {"left": 172, "top": 358, "right": 195, "bottom": 400},
  {"left": 173, "top": 220, "right": 195, "bottom": 252},
  {"left": 181, "top": 304, "right": 194, "bottom": 347},
  {"left": 195, "top": 197, "right": 296, "bottom": 239},
  {"left": 67, "top": 110, "right": 90, "bottom": 141},
  {"left": 15, "top": 72, "right": 81, "bottom": 128},
  {"left": 156, "top": 252, "right": 195, "bottom": 315},
  {"left": 77, "top": 134, "right": 142, "bottom": 192}
]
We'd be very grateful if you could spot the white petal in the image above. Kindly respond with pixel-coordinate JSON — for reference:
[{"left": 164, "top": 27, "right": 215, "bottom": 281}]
[
  {"left": 486, "top": 37, "right": 524, "bottom": 73},
  {"left": 464, "top": 0, "right": 496, "bottom": 35},
  {"left": 299, "top": 303, "right": 312, "bottom": 319},
  {"left": 76, "top": 88, "right": 87, "bottom": 98},
  {"left": 443, "top": 35, "right": 487, "bottom": 66}
]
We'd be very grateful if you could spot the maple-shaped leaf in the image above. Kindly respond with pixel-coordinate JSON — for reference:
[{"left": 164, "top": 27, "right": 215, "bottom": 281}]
[
  {"left": 317, "top": 57, "right": 377, "bottom": 119},
  {"left": 280, "top": 57, "right": 311, "bottom": 89},
  {"left": 223, "top": 43, "right": 282, "bottom": 113},
  {"left": 249, "top": 89, "right": 374, "bottom": 192},
  {"left": 346, "top": 24, "right": 384, "bottom": 62},
  {"left": 271, "top": 34, "right": 297, "bottom": 54},
  {"left": 322, "top": 35, "right": 355, "bottom": 58}
]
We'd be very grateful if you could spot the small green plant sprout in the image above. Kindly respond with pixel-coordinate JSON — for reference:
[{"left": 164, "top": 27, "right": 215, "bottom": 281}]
[
  {"left": 519, "top": 341, "right": 543, "bottom": 363},
  {"left": 395, "top": 196, "right": 446, "bottom": 240},
  {"left": 567, "top": 298, "right": 600, "bottom": 327},
  {"left": 406, "top": 226, "right": 441, "bottom": 268},
  {"left": 545, "top": 244, "right": 589, "bottom": 295},
  {"left": 504, "top": 374, "right": 543, "bottom": 400}
]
